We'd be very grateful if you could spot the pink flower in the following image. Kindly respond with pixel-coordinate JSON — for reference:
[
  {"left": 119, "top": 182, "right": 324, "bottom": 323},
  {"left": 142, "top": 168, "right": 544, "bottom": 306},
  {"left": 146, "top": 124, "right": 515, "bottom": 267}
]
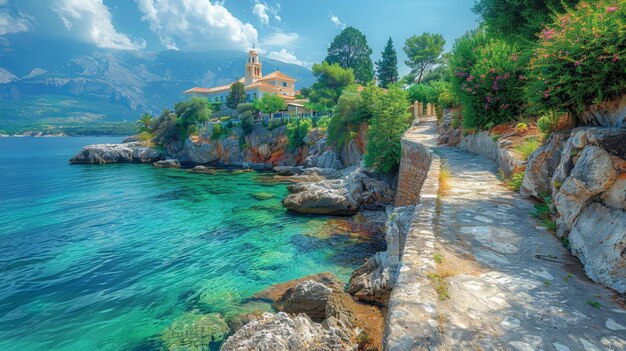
[
  {"left": 606, "top": 6, "right": 618, "bottom": 13},
  {"left": 543, "top": 91, "right": 550, "bottom": 98},
  {"left": 613, "top": 54, "right": 620, "bottom": 62},
  {"left": 511, "top": 54, "right": 518, "bottom": 62},
  {"left": 574, "top": 61, "right": 582, "bottom": 67}
]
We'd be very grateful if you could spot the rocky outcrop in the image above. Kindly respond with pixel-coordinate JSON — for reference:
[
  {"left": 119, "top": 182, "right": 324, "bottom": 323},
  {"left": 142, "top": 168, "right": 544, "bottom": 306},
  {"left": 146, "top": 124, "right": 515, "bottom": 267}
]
[
  {"left": 220, "top": 312, "right": 354, "bottom": 351},
  {"left": 274, "top": 281, "right": 334, "bottom": 322},
  {"left": 283, "top": 167, "right": 395, "bottom": 215},
  {"left": 348, "top": 206, "right": 414, "bottom": 304},
  {"left": 188, "top": 165, "right": 217, "bottom": 174},
  {"left": 153, "top": 159, "right": 181, "bottom": 168},
  {"left": 523, "top": 127, "right": 626, "bottom": 293},
  {"left": 579, "top": 94, "right": 626, "bottom": 128},
  {"left": 520, "top": 133, "right": 566, "bottom": 199},
  {"left": 70, "top": 142, "right": 162, "bottom": 164}
]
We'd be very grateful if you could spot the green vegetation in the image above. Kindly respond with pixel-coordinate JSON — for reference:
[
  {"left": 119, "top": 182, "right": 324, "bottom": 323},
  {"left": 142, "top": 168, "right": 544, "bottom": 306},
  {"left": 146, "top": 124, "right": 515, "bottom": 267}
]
[
  {"left": 226, "top": 81, "right": 247, "bottom": 110},
  {"left": 136, "top": 112, "right": 154, "bottom": 133},
  {"left": 532, "top": 194, "right": 557, "bottom": 234},
  {"left": 286, "top": 118, "right": 312, "bottom": 151},
  {"left": 433, "top": 252, "right": 444, "bottom": 264},
  {"left": 537, "top": 112, "right": 562, "bottom": 136},
  {"left": 315, "top": 115, "right": 331, "bottom": 131},
  {"left": 325, "top": 27, "right": 374, "bottom": 83},
  {"left": 472, "top": 0, "right": 579, "bottom": 42},
  {"left": 237, "top": 103, "right": 257, "bottom": 135},
  {"left": 514, "top": 136, "right": 541, "bottom": 160},
  {"left": 376, "top": 37, "right": 399, "bottom": 88},
  {"left": 252, "top": 94, "right": 287, "bottom": 118},
  {"left": 505, "top": 172, "right": 525, "bottom": 192},
  {"left": 175, "top": 97, "right": 212, "bottom": 138},
  {"left": 210, "top": 123, "right": 230, "bottom": 141},
  {"left": 407, "top": 80, "right": 455, "bottom": 108},
  {"left": 449, "top": 30, "right": 526, "bottom": 130},
  {"left": 527, "top": 0, "right": 626, "bottom": 115},
  {"left": 306, "top": 62, "right": 355, "bottom": 114},
  {"left": 587, "top": 299, "right": 601, "bottom": 309},
  {"left": 427, "top": 272, "right": 450, "bottom": 301},
  {"left": 364, "top": 86, "right": 411, "bottom": 173},
  {"left": 403, "top": 33, "right": 446, "bottom": 83}
]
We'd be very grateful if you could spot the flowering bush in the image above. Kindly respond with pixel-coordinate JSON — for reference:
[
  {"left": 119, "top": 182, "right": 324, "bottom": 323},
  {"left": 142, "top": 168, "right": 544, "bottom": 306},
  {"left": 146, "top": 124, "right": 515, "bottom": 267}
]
[
  {"left": 528, "top": 0, "right": 626, "bottom": 114},
  {"left": 450, "top": 30, "right": 528, "bottom": 130}
]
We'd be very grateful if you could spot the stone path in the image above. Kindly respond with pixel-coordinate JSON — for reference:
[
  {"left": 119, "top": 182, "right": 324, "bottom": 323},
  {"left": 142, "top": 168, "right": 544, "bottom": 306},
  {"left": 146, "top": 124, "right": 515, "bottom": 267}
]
[{"left": 419, "top": 118, "right": 626, "bottom": 351}]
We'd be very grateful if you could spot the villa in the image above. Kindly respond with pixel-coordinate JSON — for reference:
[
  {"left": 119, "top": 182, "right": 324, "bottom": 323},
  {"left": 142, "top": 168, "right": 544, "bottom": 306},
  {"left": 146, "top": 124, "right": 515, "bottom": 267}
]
[{"left": 184, "top": 49, "right": 297, "bottom": 104}]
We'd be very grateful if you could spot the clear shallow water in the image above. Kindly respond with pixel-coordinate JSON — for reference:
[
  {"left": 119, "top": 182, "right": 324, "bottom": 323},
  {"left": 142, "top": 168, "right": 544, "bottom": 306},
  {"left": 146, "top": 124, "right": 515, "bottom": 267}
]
[{"left": 0, "top": 137, "right": 380, "bottom": 351}]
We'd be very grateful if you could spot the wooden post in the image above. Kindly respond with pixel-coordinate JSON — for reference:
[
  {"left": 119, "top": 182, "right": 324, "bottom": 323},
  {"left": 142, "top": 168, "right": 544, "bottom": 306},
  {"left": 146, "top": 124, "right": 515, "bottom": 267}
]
[{"left": 413, "top": 101, "right": 420, "bottom": 123}]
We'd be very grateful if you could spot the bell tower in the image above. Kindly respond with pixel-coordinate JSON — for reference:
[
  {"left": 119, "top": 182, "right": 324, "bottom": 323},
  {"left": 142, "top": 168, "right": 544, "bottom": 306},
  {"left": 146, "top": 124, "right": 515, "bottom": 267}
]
[{"left": 245, "top": 48, "right": 262, "bottom": 85}]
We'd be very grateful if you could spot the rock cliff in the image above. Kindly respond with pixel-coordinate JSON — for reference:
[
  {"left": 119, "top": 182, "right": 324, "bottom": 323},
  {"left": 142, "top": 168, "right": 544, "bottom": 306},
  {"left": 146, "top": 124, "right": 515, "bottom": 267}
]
[{"left": 69, "top": 142, "right": 162, "bottom": 164}]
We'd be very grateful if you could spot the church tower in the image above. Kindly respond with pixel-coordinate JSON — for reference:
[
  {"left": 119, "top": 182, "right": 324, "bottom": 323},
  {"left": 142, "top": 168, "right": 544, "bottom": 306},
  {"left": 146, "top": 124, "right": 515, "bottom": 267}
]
[{"left": 245, "top": 48, "right": 262, "bottom": 85}]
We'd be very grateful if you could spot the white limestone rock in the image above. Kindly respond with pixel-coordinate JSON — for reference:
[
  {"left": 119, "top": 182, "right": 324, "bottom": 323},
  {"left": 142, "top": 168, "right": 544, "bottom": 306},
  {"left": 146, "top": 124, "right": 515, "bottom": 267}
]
[{"left": 70, "top": 142, "right": 162, "bottom": 164}]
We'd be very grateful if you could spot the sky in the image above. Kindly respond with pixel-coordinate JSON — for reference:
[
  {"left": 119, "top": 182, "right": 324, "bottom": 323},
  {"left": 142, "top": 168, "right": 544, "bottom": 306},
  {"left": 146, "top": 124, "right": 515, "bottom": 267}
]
[{"left": 0, "top": 0, "right": 479, "bottom": 74}]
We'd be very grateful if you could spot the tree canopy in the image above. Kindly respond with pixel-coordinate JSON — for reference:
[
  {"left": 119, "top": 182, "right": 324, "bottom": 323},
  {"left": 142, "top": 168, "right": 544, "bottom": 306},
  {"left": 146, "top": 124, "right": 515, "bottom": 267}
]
[
  {"left": 174, "top": 97, "right": 212, "bottom": 137},
  {"left": 472, "top": 0, "right": 579, "bottom": 42},
  {"left": 253, "top": 94, "right": 286, "bottom": 117},
  {"left": 375, "top": 37, "right": 399, "bottom": 88},
  {"left": 226, "top": 81, "right": 247, "bottom": 110},
  {"left": 325, "top": 27, "right": 374, "bottom": 83},
  {"left": 306, "top": 62, "right": 355, "bottom": 114},
  {"left": 403, "top": 33, "right": 446, "bottom": 84}
]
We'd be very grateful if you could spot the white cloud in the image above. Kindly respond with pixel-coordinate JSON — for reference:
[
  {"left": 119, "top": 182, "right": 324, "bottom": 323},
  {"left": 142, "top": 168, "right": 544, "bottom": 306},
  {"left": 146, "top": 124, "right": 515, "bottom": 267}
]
[
  {"left": 52, "top": 0, "right": 145, "bottom": 50},
  {"left": 268, "top": 49, "right": 311, "bottom": 68},
  {"left": 0, "top": 1, "right": 33, "bottom": 35},
  {"left": 136, "top": 0, "right": 258, "bottom": 52},
  {"left": 262, "top": 31, "right": 298, "bottom": 48},
  {"left": 253, "top": 1, "right": 281, "bottom": 25},
  {"left": 329, "top": 13, "right": 345, "bottom": 29}
]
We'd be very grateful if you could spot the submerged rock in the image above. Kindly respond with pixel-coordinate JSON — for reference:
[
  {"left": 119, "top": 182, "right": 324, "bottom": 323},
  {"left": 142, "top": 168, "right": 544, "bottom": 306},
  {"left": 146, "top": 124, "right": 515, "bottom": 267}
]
[
  {"left": 283, "top": 167, "right": 394, "bottom": 215},
  {"left": 250, "top": 192, "right": 274, "bottom": 201},
  {"left": 188, "top": 165, "right": 217, "bottom": 174},
  {"left": 161, "top": 312, "right": 229, "bottom": 350},
  {"left": 70, "top": 142, "right": 162, "bottom": 164},
  {"left": 153, "top": 159, "right": 181, "bottom": 168},
  {"left": 220, "top": 312, "right": 354, "bottom": 351}
]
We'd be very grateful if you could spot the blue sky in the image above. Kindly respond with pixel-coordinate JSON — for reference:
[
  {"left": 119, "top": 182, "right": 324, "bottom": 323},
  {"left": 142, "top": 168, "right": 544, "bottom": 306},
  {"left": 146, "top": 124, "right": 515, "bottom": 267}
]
[{"left": 0, "top": 0, "right": 478, "bottom": 74}]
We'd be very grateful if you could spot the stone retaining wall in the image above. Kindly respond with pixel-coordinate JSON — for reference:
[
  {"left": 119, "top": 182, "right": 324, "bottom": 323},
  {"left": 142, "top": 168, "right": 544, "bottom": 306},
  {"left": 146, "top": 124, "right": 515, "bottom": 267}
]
[{"left": 385, "top": 119, "right": 442, "bottom": 350}]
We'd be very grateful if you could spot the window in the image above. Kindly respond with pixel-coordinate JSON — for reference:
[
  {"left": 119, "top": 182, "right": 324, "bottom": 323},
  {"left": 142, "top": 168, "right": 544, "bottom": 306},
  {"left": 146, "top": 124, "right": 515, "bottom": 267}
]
[
  {"left": 282, "top": 82, "right": 287, "bottom": 87},
  {"left": 253, "top": 93, "right": 257, "bottom": 99}
]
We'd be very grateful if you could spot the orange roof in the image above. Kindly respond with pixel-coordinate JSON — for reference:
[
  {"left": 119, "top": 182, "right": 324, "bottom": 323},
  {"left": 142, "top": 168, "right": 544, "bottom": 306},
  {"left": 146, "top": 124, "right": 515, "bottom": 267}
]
[{"left": 257, "top": 70, "right": 295, "bottom": 82}]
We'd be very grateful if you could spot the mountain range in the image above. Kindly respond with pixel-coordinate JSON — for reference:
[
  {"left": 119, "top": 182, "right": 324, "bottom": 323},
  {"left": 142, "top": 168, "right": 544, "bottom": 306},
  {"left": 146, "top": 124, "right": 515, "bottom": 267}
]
[{"left": 0, "top": 33, "right": 315, "bottom": 133}]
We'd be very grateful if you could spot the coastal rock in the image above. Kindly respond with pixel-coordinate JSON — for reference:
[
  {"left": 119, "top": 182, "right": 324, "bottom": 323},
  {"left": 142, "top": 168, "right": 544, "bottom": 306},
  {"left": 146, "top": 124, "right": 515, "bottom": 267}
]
[
  {"left": 347, "top": 206, "right": 414, "bottom": 304},
  {"left": 568, "top": 203, "right": 626, "bottom": 294},
  {"left": 188, "top": 165, "right": 217, "bottom": 174},
  {"left": 283, "top": 167, "right": 394, "bottom": 215},
  {"left": 220, "top": 312, "right": 354, "bottom": 351},
  {"left": 69, "top": 142, "right": 162, "bottom": 164},
  {"left": 520, "top": 133, "right": 566, "bottom": 199},
  {"left": 273, "top": 166, "right": 304, "bottom": 176},
  {"left": 153, "top": 159, "right": 181, "bottom": 168},
  {"left": 274, "top": 280, "right": 333, "bottom": 322}
]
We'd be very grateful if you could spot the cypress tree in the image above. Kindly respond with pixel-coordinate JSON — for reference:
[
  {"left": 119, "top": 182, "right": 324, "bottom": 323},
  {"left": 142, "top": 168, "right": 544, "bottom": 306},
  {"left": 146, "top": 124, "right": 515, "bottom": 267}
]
[{"left": 375, "top": 37, "right": 399, "bottom": 88}]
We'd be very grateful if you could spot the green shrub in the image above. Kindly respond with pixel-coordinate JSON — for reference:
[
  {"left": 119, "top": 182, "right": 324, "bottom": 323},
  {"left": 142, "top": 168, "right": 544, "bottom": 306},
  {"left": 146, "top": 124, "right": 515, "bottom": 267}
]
[
  {"left": 210, "top": 123, "right": 230, "bottom": 141},
  {"left": 506, "top": 171, "right": 525, "bottom": 191},
  {"left": 175, "top": 97, "right": 212, "bottom": 139},
  {"left": 327, "top": 92, "right": 363, "bottom": 149},
  {"left": 286, "top": 118, "right": 312, "bottom": 151},
  {"left": 364, "top": 86, "right": 411, "bottom": 173},
  {"left": 527, "top": 1, "right": 626, "bottom": 115},
  {"left": 537, "top": 111, "right": 562, "bottom": 135},
  {"left": 316, "top": 115, "right": 331, "bottom": 131},
  {"left": 138, "top": 131, "right": 153, "bottom": 142},
  {"left": 450, "top": 30, "right": 527, "bottom": 130}
]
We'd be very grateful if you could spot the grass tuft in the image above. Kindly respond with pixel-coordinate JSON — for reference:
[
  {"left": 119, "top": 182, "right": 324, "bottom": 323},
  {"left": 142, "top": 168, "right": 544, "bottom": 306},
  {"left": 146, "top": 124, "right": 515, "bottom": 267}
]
[
  {"left": 514, "top": 136, "right": 541, "bottom": 160},
  {"left": 427, "top": 272, "right": 451, "bottom": 301}
]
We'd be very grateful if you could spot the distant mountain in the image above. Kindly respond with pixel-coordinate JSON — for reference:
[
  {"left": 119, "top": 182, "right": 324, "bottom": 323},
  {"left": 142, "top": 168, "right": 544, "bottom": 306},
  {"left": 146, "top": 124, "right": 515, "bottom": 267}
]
[{"left": 0, "top": 33, "right": 315, "bottom": 132}]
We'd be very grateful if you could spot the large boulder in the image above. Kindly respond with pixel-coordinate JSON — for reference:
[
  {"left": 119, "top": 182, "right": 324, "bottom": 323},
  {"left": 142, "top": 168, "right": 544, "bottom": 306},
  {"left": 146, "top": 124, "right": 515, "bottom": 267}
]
[
  {"left": 579, "top": 94, "right": 626, "bottom": 128},
  {"left": 70, "top": 142, "right": 162, "bottom": 164},
  {"left": 520, "top": 133, "right": 566, "bottom": 199},
  {"left": 283, "top": 168, "right": 395, "bottom": 215},
  {"left": 220, "top": 312, "right": 354, "bottom": 351},
  {"left": 274, "top": 280, "right": 333, "bottom": 322},
  {"left": 568, "top": 203, "right": 626, "bottom": 294},
  {"left": 347, "top": 206, "right": 414, "bottom": 304}
]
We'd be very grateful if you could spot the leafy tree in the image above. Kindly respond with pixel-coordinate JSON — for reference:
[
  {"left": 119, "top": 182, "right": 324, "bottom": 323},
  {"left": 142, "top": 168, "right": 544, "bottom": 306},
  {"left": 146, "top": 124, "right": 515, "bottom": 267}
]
[
  {"left": 286, "top": 118, "right": 313, "bottom": 151},
  {"left": 253, "top": 94, "right": 286, "bottom": 117},
  {"left": 357, "top": 81, "right": 383, "bottom": 121},
  {"left": 327, "top": 92, "right": 363, "bottom": 148},
  {"left": 237, "top": 103, "right": 257, "bottom": 135},
  {"left": 364, "top": 85, "right": 411, "bottom": 173},
  {"left": 175, "top": 97, "right": 212, "bottom": 138},
  {"left": 375, "top": 37, "right": 399, "bottom": 88},
  {"left": 403, "top": 33, "right": 446, "bottom": 83},
  {"left": 136, "top": 112, "right": 154, "bottom": 133},
  {"left": 306, "top": 62, "right": 355, "bottom": 113},
  {"left": 226, "top": 81, "right": 247, "bottom": 110},
  {"left": 472, "top": 0, "right": 579, "bottom": 42},
  {"left": 420, "top": 63, "right": 452, "bottom": 84},
  {"left": 325, "top": 27, "right": 374, "bottom": 83}
]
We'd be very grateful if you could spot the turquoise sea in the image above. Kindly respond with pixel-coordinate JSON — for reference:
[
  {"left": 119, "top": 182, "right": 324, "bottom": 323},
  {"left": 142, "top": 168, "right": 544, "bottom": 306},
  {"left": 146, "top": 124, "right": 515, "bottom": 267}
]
[{"left": 0, "top": 137, "right": 381, "bottom": 350}]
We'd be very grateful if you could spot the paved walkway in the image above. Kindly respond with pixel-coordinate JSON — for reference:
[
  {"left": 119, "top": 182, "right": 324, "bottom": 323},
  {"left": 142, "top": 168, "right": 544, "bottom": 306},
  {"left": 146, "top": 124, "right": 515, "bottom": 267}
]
[{"left": 419, "top": 118, "right": 625, "bottom": 351}]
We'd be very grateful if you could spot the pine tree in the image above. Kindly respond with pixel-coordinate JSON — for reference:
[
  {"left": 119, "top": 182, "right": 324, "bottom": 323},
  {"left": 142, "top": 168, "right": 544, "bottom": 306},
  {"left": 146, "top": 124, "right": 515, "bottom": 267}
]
[
  {"left": 375, "top": 37, "right": 399, "bottom": 88},
  {"left": 325, "top": 27, "right": 374, "bottom": 83}
]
